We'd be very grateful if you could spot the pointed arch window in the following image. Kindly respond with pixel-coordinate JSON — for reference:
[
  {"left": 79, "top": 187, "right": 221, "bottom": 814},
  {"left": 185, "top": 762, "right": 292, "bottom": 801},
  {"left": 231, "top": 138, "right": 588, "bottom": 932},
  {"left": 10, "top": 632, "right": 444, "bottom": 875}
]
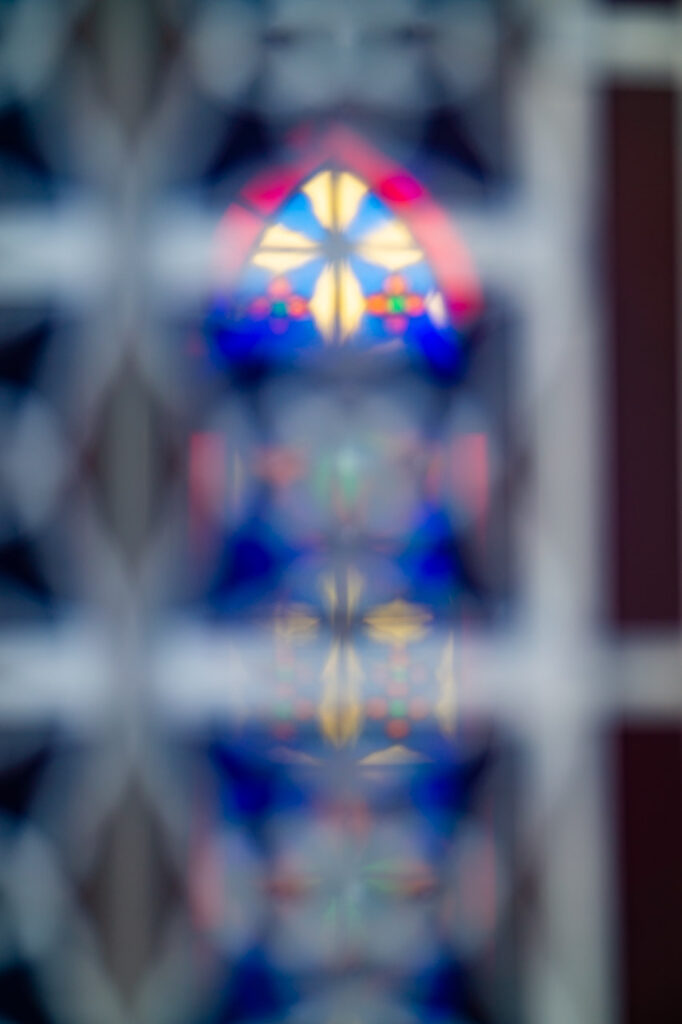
[{"left": 207, "top": 129, "right": 482, "bottom": 372}]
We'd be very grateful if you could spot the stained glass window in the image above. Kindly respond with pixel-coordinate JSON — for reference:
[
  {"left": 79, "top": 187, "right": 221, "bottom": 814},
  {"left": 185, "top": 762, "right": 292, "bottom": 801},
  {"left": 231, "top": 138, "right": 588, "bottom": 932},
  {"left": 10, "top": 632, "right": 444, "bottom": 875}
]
[
  {"left": 206, "top": 129, "right": 482, "bottom": 373},
  {"left": 188, "top": 130, "right": 509, "bottom": 624}
]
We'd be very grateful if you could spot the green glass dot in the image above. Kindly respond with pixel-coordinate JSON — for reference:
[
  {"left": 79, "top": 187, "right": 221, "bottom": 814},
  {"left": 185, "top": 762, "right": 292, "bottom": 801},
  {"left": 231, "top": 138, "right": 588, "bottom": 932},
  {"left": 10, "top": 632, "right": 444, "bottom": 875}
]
[
  {"left": 388, "top": 295, "right": 406, "bottom": 314},
  {"left": 392, "top": 665, "right": 408, "bottom": 679},
  {"left": 337, "top": 453, "right": 360, "bottom": 502},
  {"left": 390, "top": 699, "right": 407, "bottom": 717},
  {"left": 312, "top": 456, "right": 332, "bottom": 505},
  {"left": 275, "top": 700, "right": 293, "bottom": 720},
  {"left": 271, "top": 301, "right": 288, "bottom": 316}
]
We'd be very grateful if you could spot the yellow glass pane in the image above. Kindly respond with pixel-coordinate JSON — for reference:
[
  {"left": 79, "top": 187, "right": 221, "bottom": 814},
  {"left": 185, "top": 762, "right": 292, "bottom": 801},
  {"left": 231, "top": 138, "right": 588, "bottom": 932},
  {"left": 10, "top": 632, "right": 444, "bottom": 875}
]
[
  {"left": 309, "top": 261, "right": 336, "bottom": 342},
  {"left": 357, "top": 246, "right": 423, "bottom": 271},
  {"left": 302, "top": 170, "right": 334, "bottom": 231},
  {"left": 321, "top": 572, "right": 339, "bottom": 614},
  {"left": 252, "top": 249, "right": 317, "bottom": 273},
  {"left": 319, "top": 641, "right": 364, "bottom": 747},
  {"left": 358, "top": 218, "right": 415, "bottom": 249},
  {"left": 364, "top": 599, "right": 432, "bottom": 646},
  {"left": 336, "top": 172, "right": 368, "bottom": 230},
  {"left": 338, "top": 262, "right": 365, "bottom": 342},
  {"left": 275, "top": 604, "right": 320, "bottom": 642},
  {"left": 259, "top": 223, "right": 319, "bottom": 249},
  {"left": 426, "top": 290, "right": 448, "bottom": 328}
]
